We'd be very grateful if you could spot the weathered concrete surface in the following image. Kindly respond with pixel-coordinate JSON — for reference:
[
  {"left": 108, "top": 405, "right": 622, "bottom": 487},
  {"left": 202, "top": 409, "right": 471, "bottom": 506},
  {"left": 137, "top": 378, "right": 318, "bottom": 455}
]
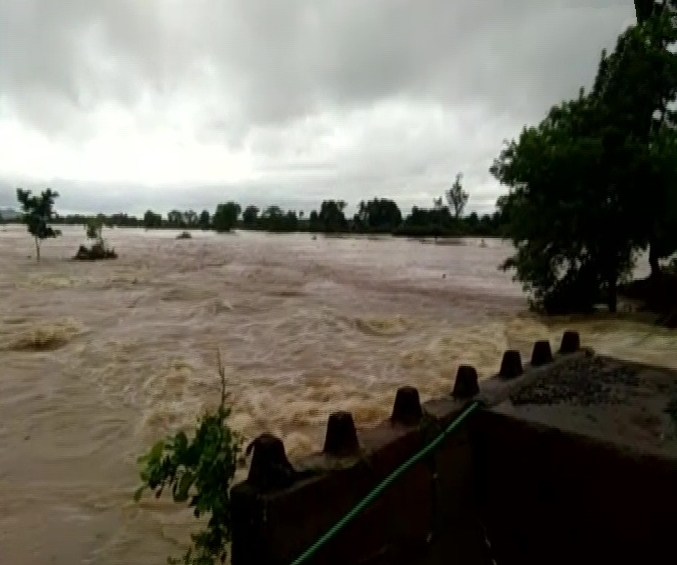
[
  {"left": 477, "top": 410, "right": 677, "bottom": 565},
  {"left": 477, "top": 348, "right": 677, "bottom": 565},
  {"left": 489, "top": 350, "right": 677, "bottom": 457},
  {"left": 231, "top": 333, "right": 677, "bottom": 565}
]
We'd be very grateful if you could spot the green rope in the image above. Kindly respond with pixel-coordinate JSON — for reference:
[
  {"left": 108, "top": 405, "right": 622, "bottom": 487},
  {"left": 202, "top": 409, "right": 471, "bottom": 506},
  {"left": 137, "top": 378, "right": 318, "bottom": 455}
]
[{"left": 289, "top": 399, "right": 483, "bottom": 565}]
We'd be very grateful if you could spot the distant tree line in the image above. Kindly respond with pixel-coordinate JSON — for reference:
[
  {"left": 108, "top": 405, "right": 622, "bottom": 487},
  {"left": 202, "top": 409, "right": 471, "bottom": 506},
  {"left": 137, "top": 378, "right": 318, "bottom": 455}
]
[{"left": 3, "top": 174, "right": 509, "bottom": 238}]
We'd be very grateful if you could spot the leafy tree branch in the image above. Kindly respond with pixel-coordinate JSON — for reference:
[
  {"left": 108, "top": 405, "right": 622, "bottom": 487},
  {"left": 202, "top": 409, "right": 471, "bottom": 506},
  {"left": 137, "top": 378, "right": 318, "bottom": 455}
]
[{"left": 134, "top": 351, "right": 242, "bottom": 565}]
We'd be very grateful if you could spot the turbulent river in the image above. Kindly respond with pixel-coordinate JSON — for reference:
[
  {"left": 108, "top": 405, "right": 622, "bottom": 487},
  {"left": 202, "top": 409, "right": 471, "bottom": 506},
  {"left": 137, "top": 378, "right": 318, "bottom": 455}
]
[{"left": 1, "top": 224, "right": 675, "bottom": 565}]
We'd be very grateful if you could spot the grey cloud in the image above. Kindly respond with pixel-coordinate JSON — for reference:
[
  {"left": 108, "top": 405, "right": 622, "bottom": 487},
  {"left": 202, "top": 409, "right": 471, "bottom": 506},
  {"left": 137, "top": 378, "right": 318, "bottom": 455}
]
[
  {"left": 207, "top": 1, "right": 630, "bottom": 124},
  {"left": 0, "top": 0, "right": 202, "bottom": 137},
  {"left": 1, "top": 0, "right": 635, "bottom": 133},
  {"left": 0, "top": 0, "right": 637, "bottom": 211}
]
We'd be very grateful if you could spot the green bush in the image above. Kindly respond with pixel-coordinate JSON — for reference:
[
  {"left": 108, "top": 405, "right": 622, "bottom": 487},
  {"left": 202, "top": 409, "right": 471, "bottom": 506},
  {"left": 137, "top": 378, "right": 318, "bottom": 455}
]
[{"left": 134, "top": 352, "right": 242, "bottom": 565}]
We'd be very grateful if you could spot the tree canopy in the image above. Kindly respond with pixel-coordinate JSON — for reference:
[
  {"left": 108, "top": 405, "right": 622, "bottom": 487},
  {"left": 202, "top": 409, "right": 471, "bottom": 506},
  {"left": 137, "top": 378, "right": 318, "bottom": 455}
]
[
  {"left": 212, "top": 202, "right": 242, "bottom": 233},
  {"left": 491, "top": 8, "right": 677, "bottom": 314}
]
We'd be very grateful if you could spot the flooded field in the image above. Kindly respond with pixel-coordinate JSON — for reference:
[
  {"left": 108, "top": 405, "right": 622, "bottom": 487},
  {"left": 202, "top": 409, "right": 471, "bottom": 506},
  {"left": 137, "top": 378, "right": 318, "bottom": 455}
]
[{"left": 1, "top": 224, "right": 675, "bottom": 565}]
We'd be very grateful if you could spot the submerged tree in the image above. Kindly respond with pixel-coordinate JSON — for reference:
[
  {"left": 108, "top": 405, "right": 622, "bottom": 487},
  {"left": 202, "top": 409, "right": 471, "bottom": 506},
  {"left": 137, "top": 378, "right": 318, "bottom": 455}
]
[
  {"left": 74, "top": 216, "right": 117, "bottom": 260},
  {"left": 86, "top": 216, "right": 104, "bottom": 243},
  {"left": 16, "top": 188, "right": 61, "bottom": 262}
]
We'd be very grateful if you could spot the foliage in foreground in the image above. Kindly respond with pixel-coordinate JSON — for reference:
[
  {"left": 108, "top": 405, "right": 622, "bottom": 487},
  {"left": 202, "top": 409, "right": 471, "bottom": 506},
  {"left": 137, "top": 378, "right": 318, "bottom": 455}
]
[
  {"left": 134, "top": 353, "right": 241, "bottom": 565},
  {"left": 16, "top": 188, "right": 61, "bottom": 262},
  {"left": 491, "top": 8, "right": 677, "bottom": 315}
]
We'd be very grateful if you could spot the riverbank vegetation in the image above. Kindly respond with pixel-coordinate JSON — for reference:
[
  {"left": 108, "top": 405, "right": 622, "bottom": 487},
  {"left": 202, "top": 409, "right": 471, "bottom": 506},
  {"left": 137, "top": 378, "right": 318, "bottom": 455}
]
[
  {"left": 134, "top": 353, "right": 241, "bottom": 565},
  {"left": 492, "top": 1, "right": 677, "bottom": 321}
]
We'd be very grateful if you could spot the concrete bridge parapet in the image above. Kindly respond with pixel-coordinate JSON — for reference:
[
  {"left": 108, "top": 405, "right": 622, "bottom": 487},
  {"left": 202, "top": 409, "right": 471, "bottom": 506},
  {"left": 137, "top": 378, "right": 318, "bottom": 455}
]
[{"left": 231, "top": 331, "right": 677, "bottom": 565}]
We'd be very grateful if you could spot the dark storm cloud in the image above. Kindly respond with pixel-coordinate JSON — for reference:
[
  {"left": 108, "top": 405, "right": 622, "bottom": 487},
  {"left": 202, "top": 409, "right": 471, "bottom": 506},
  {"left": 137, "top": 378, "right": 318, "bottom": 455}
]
[
  {"left": 0, "top": 0, "right": 637, "bottom": 212},
  {"left": 1, "top": 0, "right": 636, "bottom": 130}
]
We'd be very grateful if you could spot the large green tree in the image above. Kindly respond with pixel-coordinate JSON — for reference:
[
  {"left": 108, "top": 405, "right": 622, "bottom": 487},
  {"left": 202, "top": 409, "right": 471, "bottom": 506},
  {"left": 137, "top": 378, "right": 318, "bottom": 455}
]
[
  {"left": 212, "top": 202, "right": 241, "bottom": 233},
  {"left": 167, "top": 209, "right": 185, "bottom": 228},
  {"left": 354, "top": 198, "right": 402, "bottom": 232},
  {"left": 318, "top": 200, "right": 348, "bottom": 232},
  {"left": 491, "top": 10, "right": 677, "bottom": 313},
  {"left": 143, "top": 210, "right": 163, "bottom": 229},
  {"left": 241, "top": 205, "right": 259, "bottom": 227},
  {"left": 592, "top": 7, "right": 677, "bottom": 276},
  {"left": 198, "top": 209, "right": 211, "bottom": 230},
  {"left": 16, "top": 188, "right": 62, "bottom": 262}
]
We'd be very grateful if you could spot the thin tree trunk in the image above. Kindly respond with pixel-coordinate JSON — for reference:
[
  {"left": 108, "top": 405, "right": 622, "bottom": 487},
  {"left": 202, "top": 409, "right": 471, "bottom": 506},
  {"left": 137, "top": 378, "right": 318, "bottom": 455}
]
[
  {"left": 607, "top": 276, "right": 618, "bottom": 313},
  {"left": 34, "top": 237, "right": 40, "bottom": 262},
  {"left": 649, "top": 242, "right": 661, "bottom": 278}
]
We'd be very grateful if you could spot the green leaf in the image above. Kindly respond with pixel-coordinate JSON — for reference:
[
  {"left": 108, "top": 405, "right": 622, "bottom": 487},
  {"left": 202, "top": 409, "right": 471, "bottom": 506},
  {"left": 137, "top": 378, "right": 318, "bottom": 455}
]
[
  {"left": 149, "top": 440, "right": 165, "bottom": 462},
  {"left": 174, "top": 471, "right": 194, "bottom": 503},
  {"left": 133, "top": 485, "right": 145, "bottom": 502},
  {"left": 174, "top": 431, "right": 188, "bottom": 452},
  {"left": 133, "top": 355, "right": 243, "bottom": 565}
]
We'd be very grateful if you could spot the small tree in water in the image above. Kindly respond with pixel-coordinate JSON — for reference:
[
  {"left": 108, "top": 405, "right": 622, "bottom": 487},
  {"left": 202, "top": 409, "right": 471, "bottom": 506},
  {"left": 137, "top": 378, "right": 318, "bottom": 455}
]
[
  {"left": 134, "top": 352, "right": 241, "bottom": 565},
  {"left": 86, "top": 217, "right": 104, "bottom": 243},
  {"left": 16, "top": 188, "right": 61, "bottom": 262},
  {"left": 74, "top": 217, "right": 117, "bottom": 260},
  {"left": 445, "top": 172, "right": 469, "bottom": 219}
]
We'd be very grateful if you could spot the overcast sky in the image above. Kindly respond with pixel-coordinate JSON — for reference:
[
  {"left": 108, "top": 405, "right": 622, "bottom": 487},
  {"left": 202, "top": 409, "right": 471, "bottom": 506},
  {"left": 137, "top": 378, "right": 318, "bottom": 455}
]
[{"left": 0, "top": 0, "right": 636, "bottom": 216}]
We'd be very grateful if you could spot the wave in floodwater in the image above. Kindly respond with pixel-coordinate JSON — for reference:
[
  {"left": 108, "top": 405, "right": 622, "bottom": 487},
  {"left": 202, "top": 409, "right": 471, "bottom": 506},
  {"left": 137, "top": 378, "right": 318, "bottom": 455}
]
[{"left": 0, "top": 225, "right": 674, "bottom": 565}]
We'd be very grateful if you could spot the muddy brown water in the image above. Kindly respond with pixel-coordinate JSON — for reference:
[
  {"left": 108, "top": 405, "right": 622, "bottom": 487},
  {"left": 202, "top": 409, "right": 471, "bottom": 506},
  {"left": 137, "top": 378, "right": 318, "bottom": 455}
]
[{"left": 1, "top": 225, "right": 675, "bottom": 565}]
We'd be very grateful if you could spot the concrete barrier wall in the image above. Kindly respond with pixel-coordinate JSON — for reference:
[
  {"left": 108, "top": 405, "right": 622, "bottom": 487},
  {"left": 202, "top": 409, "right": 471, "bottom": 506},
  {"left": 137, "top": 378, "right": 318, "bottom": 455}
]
[
  {"left": 477, "top": 410, "right": 677, "bottom": 565},
  {"left": 231, "top": 394, "right": 484, "bottom": 565},
  {"left": 230, "top": 331, "right": 677, "bottom": 565}
]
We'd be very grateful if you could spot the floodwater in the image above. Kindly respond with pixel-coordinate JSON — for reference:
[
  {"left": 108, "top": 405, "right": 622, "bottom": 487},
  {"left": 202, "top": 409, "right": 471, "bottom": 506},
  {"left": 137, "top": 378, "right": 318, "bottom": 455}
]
[{"left": 0, "top": 224, "right": 675, "bottom": 565}]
